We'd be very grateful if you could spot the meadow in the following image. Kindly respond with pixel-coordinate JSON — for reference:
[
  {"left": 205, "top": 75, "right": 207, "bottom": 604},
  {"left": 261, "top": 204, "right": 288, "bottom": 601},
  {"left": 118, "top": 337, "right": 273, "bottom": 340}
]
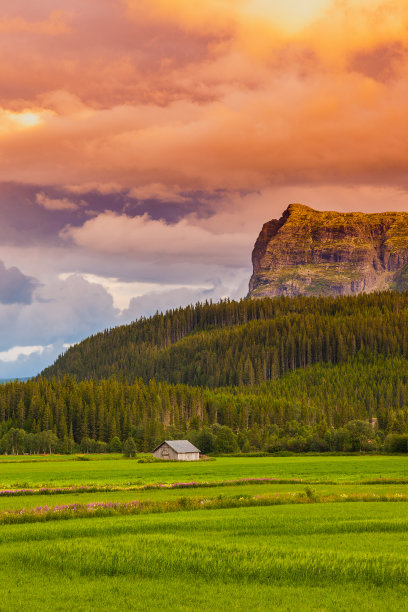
[
  {"left": 0, "top": 454, "right": 407, "bottom": 488},
  {"left": 0, "top": 455, "right": 407, "bottom": 611}
]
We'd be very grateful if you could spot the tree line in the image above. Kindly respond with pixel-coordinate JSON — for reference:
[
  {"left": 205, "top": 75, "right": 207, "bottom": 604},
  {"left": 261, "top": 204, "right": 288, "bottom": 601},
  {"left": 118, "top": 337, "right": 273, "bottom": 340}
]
[{"left": 2, "top": 422, "right": 408, "bottom": 456}]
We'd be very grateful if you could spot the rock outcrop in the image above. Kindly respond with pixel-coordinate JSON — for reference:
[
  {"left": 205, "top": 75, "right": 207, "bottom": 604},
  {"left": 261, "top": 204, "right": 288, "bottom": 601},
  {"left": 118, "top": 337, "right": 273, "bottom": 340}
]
[{"left": 249, "top": 203, "right": 408, "bottom": 298}]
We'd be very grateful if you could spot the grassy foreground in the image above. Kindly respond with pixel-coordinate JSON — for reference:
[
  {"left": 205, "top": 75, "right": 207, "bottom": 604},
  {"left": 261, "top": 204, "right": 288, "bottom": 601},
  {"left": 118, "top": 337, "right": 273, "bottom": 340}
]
[
  {"left": 1, "top": 504, "right": 408, "bottom": 611},
  {"left": 0, "top": 455, "right": 407, "bottom": 611}
]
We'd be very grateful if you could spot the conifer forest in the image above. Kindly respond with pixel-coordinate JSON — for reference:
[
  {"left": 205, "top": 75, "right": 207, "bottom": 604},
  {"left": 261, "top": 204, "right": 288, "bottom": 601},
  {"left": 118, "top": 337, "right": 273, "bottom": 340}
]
[{"left": 2, "top": 293, "right": 408, "bottom": 454}]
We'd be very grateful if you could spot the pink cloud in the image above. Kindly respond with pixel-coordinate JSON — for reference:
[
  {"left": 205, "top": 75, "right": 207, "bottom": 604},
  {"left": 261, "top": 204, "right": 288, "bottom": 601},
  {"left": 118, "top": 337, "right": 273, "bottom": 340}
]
[
  {"left": 36, "top": 192, "right": 79, "bottom": 211},
  {"left": 61, "top": 212, "right": 249, "bottom": 265},
  {"left": 128, "top": 184, "right": 189, "bottom": 203}
]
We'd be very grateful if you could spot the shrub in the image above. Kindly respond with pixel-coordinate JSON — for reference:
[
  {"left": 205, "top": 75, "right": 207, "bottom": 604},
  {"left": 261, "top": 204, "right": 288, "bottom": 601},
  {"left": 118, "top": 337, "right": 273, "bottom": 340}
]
[{"left": 137, "top": 456, "right": 160, "bottom": 463}]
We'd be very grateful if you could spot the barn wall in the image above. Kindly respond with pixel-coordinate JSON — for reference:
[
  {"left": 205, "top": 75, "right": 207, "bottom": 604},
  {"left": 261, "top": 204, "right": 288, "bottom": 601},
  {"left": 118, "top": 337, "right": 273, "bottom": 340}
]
[
  {"left": 177, "top": 452, "right": 200, "bottom": 461},
  {"left": 168, "top": 447, "right": 179, "bottom": 460},
  {"left": 153, "top": 443, "right": 178, "bottom": 460}
]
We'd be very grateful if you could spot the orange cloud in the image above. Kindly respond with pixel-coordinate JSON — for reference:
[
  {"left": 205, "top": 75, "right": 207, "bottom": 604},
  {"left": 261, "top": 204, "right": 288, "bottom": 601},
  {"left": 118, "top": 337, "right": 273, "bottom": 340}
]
[
  {"left": 0, "top": 0, "right": 406, "bottom": 195},
  {"left": 0, "top": 10, "right": 70, "bottom": 35}
]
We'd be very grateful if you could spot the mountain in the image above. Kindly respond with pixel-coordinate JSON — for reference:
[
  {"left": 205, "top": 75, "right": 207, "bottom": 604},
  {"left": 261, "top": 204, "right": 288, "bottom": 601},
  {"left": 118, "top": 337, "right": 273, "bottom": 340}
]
[
  {"left": 42, "top": 293, "right": 408, "bottom": 386},
  {"left": 4, "top": 292, "right": 407, "bottom": 450},
  {"left": 249, "top": 203, "right": 408, "bottom": 298}
]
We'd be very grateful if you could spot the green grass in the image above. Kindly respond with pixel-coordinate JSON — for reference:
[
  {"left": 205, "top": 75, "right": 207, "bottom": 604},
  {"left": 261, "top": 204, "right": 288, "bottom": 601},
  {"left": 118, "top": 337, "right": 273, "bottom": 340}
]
[
  {"left": 1, "top": 482, "right": 408, "bottom": 513},
  {"left": 0, "top": 454, "right": 407, "bottom": 488},
  {"left": 1, "top": 504, "right": 408, "bottom": 610},
  {"left": 1, "top": 455, "right": 407, "bottom": 610}
]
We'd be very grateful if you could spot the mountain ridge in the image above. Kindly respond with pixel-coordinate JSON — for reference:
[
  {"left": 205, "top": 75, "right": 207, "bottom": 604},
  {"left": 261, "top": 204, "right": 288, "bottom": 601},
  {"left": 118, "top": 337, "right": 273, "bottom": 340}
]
[{"left": 249, "top": 203, "right": 408, "bottom": 298}]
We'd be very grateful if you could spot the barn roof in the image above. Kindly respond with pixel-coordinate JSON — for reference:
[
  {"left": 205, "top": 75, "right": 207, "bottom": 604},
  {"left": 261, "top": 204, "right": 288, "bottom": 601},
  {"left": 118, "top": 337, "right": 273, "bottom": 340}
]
[{"left": 153, "top": 440, "right": 200, "bottom": 454}]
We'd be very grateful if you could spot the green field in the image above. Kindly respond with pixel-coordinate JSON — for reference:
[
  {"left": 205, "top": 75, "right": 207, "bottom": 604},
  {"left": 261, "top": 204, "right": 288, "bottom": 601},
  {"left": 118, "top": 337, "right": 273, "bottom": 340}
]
[
  {"left": 0, "top": 454, "right": 407, "bottom": 488},
  {"left": 0, "top": 455, "right": 407, "bottom": 611}
]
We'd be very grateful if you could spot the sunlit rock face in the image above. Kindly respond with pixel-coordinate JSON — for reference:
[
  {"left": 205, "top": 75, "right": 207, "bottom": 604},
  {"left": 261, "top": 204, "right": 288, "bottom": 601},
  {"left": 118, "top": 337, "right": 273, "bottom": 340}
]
[{"left": 249, "top": 204, "right": 408, "bottom": 298}]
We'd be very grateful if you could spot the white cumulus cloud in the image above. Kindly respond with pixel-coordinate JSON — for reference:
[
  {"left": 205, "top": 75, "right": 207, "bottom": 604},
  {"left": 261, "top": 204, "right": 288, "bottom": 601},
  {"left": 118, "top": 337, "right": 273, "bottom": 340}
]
[{"left": 0, "top": 344, "right": 52, "bottom": 363}]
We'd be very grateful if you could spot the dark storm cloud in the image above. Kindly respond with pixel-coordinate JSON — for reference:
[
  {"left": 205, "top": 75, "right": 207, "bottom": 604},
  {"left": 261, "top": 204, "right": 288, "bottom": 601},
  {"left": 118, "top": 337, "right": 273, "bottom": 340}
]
[{"left": 0, "top": 260, "right": 38, "bottom": 304}]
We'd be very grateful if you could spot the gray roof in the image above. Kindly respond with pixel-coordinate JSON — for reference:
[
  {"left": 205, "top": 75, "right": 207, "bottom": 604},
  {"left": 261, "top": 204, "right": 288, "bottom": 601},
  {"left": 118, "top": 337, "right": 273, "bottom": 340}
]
[{"left": 153, "top": 440, "right": 200, "bottom": 454}]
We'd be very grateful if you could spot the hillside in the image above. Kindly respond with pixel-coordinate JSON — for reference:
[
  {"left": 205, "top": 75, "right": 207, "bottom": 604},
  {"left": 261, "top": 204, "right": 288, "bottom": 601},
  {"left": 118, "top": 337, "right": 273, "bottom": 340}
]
[
  {"left": 42, "top": 292, "right": 408, "bottom": 386},
  {"left": 0, "top": 292, "right": 403, "bottom": 452},
  {"left": 2, "top": 352, "right": 407, "bottom": 451},
  {"left": 249, "top": 204, "right": 408, "bottom": 298}
]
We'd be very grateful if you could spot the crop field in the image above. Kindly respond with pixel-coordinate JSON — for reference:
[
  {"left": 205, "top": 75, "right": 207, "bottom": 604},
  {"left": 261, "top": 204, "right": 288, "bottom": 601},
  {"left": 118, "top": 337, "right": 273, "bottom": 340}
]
[{"left": 0, "top": 455, "right": 407, "bottom": 611}]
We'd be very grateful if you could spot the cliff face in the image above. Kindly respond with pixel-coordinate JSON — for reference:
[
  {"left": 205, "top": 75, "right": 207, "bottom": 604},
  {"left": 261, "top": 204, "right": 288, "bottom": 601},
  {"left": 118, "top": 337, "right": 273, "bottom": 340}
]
[{"left": 249, "top": 204, "right": 408, "bottom": 298}]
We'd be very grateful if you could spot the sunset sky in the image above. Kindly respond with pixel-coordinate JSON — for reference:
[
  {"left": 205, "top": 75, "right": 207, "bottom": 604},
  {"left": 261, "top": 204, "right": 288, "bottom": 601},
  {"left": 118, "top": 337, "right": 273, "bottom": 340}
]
[{"left": 1, "top": 0, "right": 408, "bottom": 377}]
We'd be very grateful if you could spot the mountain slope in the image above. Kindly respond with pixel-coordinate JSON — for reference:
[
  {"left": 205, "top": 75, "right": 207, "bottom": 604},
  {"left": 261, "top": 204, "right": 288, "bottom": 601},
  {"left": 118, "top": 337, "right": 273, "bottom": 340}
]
[
  {"left": 249, "top": 204, "right": 408, "bottom": 298},
  {"left": 42, "top": 293, "right": 408, "bottom": 386}
]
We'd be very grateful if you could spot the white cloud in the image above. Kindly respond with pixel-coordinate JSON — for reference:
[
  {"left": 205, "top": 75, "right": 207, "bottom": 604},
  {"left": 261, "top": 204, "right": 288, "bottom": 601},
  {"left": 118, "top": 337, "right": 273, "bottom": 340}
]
[
  {"left": 62, "top": 342, "right": 76, "bottom": 349},
  {"left": 60, "top": 272, "right": 213, "bottom": 311},
  {"left": 0, "top": 342, "right": 69, "bottom": 379},
  {"left": 0, "top": 274, "right": 118, "bottom": 357},
  {"left": 0, "top": 344, "right": 52, "bottom": 362},
  {"left": 121, "top": 276, "right": 250, "bottom": 321}
]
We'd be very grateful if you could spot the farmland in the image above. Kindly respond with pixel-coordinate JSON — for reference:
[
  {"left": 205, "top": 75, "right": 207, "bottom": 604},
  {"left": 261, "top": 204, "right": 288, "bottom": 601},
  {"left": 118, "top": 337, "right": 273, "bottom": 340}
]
[{"left": 0, "top": 455, "right": 407, "bottom": 610}]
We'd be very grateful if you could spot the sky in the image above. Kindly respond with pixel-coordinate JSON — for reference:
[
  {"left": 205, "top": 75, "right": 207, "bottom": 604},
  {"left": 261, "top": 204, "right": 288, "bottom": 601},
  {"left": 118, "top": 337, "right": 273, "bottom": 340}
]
[{"left": 1, "top": 0, "right": 408, "bottom": 378}]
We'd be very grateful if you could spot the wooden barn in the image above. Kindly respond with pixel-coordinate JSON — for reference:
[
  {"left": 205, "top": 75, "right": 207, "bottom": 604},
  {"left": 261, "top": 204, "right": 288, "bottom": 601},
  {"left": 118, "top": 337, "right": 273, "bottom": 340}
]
[{"left": 152, "top": 440, "right": 201, "bottom": 461}]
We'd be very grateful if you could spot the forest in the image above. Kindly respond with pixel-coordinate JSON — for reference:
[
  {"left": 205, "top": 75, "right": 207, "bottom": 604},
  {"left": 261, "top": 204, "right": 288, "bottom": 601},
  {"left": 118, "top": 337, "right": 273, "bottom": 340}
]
[
  {"left": 2, "top": 293, "right": 408, "bottom": 454},
  {"left": 43, "top": 292, "right": 408, "bottom": 386}
]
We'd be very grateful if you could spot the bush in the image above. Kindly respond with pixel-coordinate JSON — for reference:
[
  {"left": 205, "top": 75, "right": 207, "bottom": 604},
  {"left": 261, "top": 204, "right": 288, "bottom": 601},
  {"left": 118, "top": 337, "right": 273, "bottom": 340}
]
[{"left": 137, "top": 456, "right": 160, "bottom": 463}]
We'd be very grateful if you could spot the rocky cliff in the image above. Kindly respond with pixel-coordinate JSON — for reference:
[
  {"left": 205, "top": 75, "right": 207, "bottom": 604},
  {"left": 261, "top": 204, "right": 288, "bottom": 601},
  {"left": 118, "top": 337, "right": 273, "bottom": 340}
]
[{"left": 249, "top": 203, "right": 408, "bottom": 298}]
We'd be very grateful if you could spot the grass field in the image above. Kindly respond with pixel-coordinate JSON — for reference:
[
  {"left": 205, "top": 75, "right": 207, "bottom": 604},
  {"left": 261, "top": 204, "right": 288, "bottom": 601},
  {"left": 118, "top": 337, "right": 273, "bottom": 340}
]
[
  {"left": 0, "top": 455, "right": 407, "bottom": 611},
  {"left": 0, "top": 454, "right": 407, "bottom": 488}
]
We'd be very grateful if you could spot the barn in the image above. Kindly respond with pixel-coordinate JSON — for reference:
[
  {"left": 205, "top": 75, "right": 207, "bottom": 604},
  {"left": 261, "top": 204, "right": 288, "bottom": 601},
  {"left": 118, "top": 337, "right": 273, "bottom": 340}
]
[{"left": 152, "top": 440, "right": 201, "bottom": 461}]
